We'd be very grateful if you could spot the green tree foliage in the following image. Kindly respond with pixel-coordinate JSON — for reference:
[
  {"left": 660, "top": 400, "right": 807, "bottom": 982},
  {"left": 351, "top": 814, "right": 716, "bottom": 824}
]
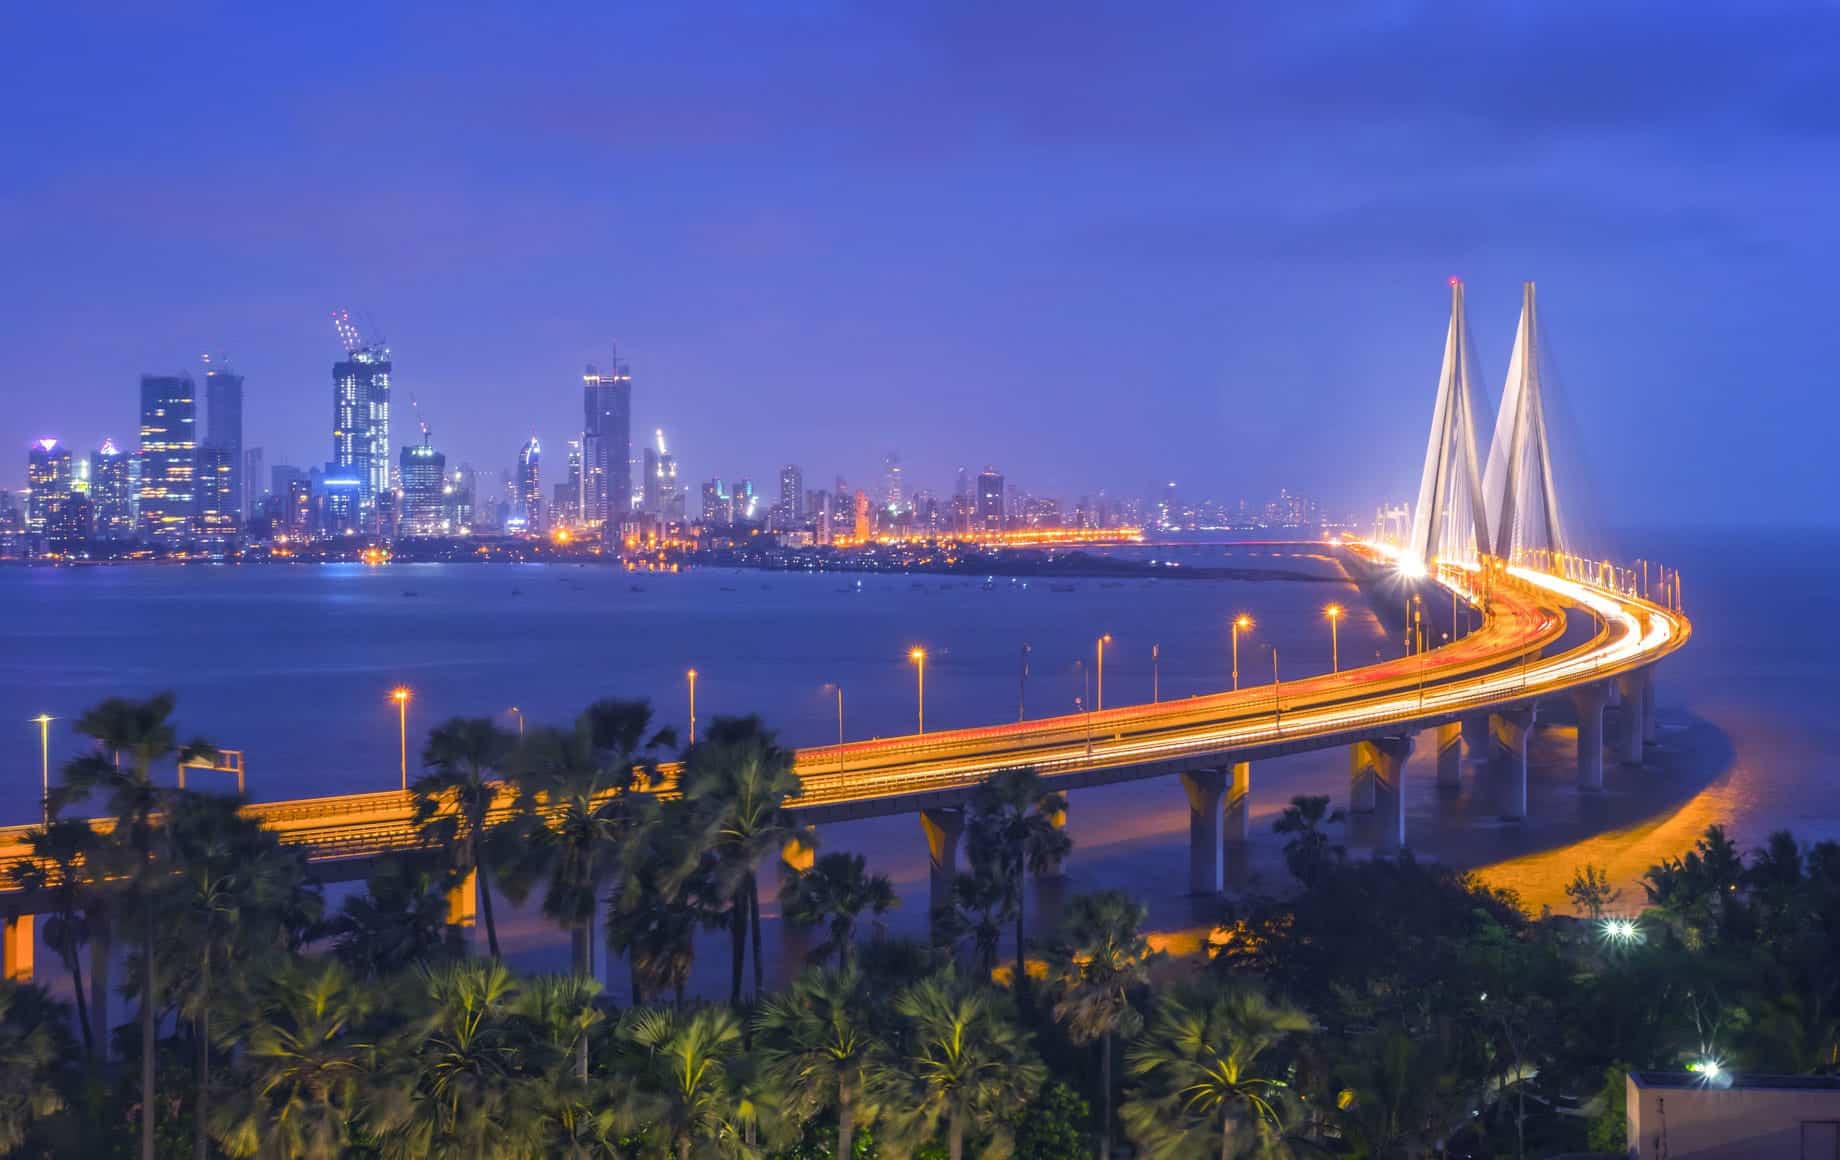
[{"left": 781, "top": 851, "right": 898, "bottom": 970}]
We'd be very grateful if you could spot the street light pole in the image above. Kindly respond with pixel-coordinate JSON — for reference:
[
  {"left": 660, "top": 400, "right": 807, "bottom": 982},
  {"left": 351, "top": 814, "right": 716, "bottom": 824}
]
[
  {"left": 1325, "top": 605, "right": 1343, "bottom": 674},
  {"left": 1231, "top": 615, "right": 1252, "bottom": 692},
  {"left": 32, "top": 714, "right": 53, "bottom": 826},
  {"left": 686, "top": 669, "right": 698, "bottom": 746},
  {"left": 1096, "top": 634, "right": 1112, "bottom": 711},
  {"left": 509, "top": 705, "right": 524, "bottom": 736},
  {"left": 909, "top": 648, "right": 927, "bottom": 734},
  {"left": 391, "top": 687, "right": 411, "bottom": 792},
  {"left": 835, "top": 685, "right": 845, "bottom": 775},
  {"left": 1152, "top": 643, "right": 1160, "bottom": 703},
  {"left": 1018, "top": 642, "right": 1031, "bottom": 722},
  {"left": 1272, "top": 648, "right": 1281, "bottom": 731}
]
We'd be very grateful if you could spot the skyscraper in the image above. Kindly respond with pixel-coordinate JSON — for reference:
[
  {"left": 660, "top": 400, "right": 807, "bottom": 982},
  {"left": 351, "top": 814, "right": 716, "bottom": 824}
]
[
  {"left": 582, "top": 354, "right": 632, "bottom": 542},
  {"left": 196, "top": 447, "right": 238, "bottom": 539},
  {"left": 331, "top": 313, "right": 391, "bottom": 532},
  {"left": 139, "top": 374, "right": 198, "bottom": 543},
  {"left": 242, "top": 447, "right": 265, "bottom": 519},
  {"left": 25, "top": 439, "right": 72, "bottom": 533},
  {"left": 779, "top": 464, "right": 804, "bottom": 521},
  {"left": 91, "top": 439, "right": 134, "bottom": 537},
  {"left": 976, "top": 467, "right": 1005, "bottom": 532},
  {"left": 883, "top": 452, "right": 904, "bottom": 514},
  {"left": 204, "top": 360, "right": 244, "bottom": 528},
  {"left": 517, "top": 437, "right": 542, "bottom": 532},
  {"left": 398, "top": 438, "right": 447, "bottom": 536}
]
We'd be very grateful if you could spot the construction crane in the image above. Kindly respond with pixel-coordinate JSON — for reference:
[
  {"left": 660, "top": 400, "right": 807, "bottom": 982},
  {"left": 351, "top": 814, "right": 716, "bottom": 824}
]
[{"left": 409, "top": 393, "right": 432, "bottom": 443}]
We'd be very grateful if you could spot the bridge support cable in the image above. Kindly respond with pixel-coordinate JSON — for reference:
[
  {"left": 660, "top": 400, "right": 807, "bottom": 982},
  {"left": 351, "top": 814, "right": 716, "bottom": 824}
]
[
  {"left": 1484, "top": 282, "right": 1569, "bottom": 561},
  {"left": 1407, "top": 278, "right": 1492, "bottom": 570}
]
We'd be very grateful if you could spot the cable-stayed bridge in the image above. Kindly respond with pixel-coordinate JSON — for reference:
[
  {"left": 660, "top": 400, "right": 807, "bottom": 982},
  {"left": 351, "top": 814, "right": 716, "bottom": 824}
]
[{"left": 0, "top": 283, "right": 1692, "bottom": 983}]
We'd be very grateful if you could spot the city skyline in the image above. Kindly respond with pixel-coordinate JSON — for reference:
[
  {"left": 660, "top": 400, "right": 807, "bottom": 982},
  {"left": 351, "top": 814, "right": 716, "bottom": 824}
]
[{"left": 5, "top": 6, "right": 1834, "bottom": 528}]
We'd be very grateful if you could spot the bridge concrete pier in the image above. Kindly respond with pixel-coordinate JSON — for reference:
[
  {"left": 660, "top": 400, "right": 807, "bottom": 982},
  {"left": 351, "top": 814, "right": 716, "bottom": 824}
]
[
  {"left": 445, "top": 869, "right": 478, "bottom": 929},
  {"left": 1462, "top": 714, "right": 1491, "bottom": 763},
  {"left": 1222, "top": 762, "right": 1252, "bottom": 845},
  {"left": 2, "top": 915, "right": 31, "bottom": 982},
  {"left": 1353, "top": 738, "right": 1413, "bottom": 853},
  {"left": 1571, "top": 683, "right": 1609, "bottom": 791},
  {"left": 1642, "top": 668, "right": 1658, "bottom": 746},
  {"left": 1492, "top": 708, "right": 1537, "bottom": 819},
  {"left": 1617, "top": 672, "right": 1647, "bottom": 766},
  {"left": 1348, "top": 746, "right": 1377, "bottom": 814},
  {"left": 1038, "top": 801, "right": 1068, "bottom": 877},
  {"left": 1180, "top": 769, "right": 1227, "bottom": 895},
  {"left": 921, "top": 807, "right": 966, "bottom": 920},
  {"left": 1433, "top": 722, "right": 1463, "bottom": 788}
]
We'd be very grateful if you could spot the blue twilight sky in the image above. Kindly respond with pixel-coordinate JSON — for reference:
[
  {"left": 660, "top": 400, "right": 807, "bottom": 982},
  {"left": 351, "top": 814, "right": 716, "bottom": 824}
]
[{"left": 1, "top": 2, "right": 1833, "bottom": 530}]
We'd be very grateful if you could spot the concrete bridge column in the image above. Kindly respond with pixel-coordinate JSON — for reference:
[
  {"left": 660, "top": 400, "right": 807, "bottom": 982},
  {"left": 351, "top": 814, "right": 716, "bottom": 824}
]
[
  {"left": 1493, "top": 708, "right": 1537, "bottom": 820},
  {"left": 1180, "top": 769, "right": 1227, "bottom": 895},
  {"left": 1617, "top": 673, "right": 1646, "bottom": 766},
  {"left": 1038, "top": 800, "right": 1068, "bottom": 877},
  {"left": 1571, "top": 683, "right": 1609, "bottom": 791},
  {"left": 1434, "top": 722, "right": 1463, "bottom": 788},
  {"left": 1462, "top": 715, "right": 1492, "bottom": 764},
  {"left": 445, "top": 869, "right": 478, "bottom": 929},
  {"left": 1222, "top": 762, "right": 1252, "bottom": 846},
  {"left": 2, "top": 915, "right": 32, "bottom": 983},
  {"left": 921, "top": 808, "right": 966, "bottom": 920},
  {"left": 1349, "top": 745, "right": 1378, "bottom": 814},
  {"left": 1641, "top": 668, "right": 1658, "bottom": 746},
  {"left": 1354, "top": 738, "right": 1413, "bottom": 853}
]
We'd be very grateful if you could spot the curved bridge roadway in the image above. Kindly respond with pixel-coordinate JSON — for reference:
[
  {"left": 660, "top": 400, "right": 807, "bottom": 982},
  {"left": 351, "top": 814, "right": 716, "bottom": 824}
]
[{"left": 0, "top": 543, "right": 1691, "bottom": 972}]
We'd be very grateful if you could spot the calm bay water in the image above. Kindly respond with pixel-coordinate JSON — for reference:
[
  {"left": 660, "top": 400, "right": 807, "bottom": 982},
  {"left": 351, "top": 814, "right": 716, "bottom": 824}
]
[{"left": 5, "top": 531, "right": 1832, "bottom": 994}]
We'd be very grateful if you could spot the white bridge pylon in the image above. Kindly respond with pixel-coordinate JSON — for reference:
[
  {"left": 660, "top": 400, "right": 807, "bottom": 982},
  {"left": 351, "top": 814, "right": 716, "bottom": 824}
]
[
  {"left": 1407, "top": 279, "right": 1571, "bottom": 572},
  {"left": 1482, "top": 281, "right": 1568, "bottom": 561},
  {"left": 1406, "top": 278, "right": 1491, "bottom": 572}
]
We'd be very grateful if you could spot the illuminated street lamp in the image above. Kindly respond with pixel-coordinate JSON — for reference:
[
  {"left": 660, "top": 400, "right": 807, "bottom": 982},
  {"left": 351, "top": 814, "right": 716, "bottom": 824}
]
[
  {"left": 390, "top": 687, "right": 411, "bottom": 792},
  {"left": 1017, "top": 642, "right": 1031, "bottom": 722},
  {"left": 1095, "top": 633, "right": 1113, "bottom": 711},
  {"left": 686, "top": 669, "right": 699, "bottom": 745},
  {"left": 508, "top": 705, "right": 524, "bottom": 736},
  {"left": 909, "top": 648, "right": 927, "bottom": 735},
  {"left": 1324, "top": 604, "right": 1343, "bottom": 673},
  {"left": 1152, "top": 643, "right": 1160, "bottom": 703},
  {"left": 31, "top": 714, "right": 53, "bottom": 826},
  {"left": 1231, "top": 615, "right": 1253, "bottom": 692}
]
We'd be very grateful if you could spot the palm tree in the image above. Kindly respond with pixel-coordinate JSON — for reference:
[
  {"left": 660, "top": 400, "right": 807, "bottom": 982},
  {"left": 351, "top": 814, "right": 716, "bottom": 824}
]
[
  {"left": 680, "top": 715, "right": 812, "bottom": 1004},
  {"left": 890, "top": 973, "right": 1046, "bottom": 1160},
  {"left": 607, "top": 798, "right": 724, "bottom": 1007},
  {"left": 0, "top": 982, "right": 66, "bottom": 1154},
  {"left": 159, "top": 789, "right": 321, "bottom": 1160},
  {"left": 502, "top": 699, "right": 666, "bottom": 1075},
  {"left": 937, "top": 864, "right": 1011, "bottom": 981},
  {"left": 413, "top": 717, "right": 516, "bottom": 958},
  {"left": 331, "top": 851, "right": 463, "bottom": 979},
  {"left": 8, "top": 818, "right": 102, "bottom": 1056},
  {"left": 211, "top": 959, "right": 373, "bottom": 1159},
  {"left": 1121, "top": 983, "right": 1312, "bottom": 1160},
  {"left": 618, "top": 1005, "right": 751, "bottom": 1160},
  {"left": 964, "top": 767, "right": 1069, "bottom": 1002},
  {"left": 1272, "top": 795, "right": 1344, "bottom": 885},
  {"left": 755, "top": 965, "right": 889, "bottom": 1159},
  {"left": 1050, "top": 891, "right": 1159, "bottom": 1159},
  {"left": 58, "top": 691, "right": 215, "bottom": 1160},
  {"left": 371, "top": 959, "right": 548, "bottom": 1160},
  {"left": 781, "top": 851, "right": 898, "bottom": 970}
]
